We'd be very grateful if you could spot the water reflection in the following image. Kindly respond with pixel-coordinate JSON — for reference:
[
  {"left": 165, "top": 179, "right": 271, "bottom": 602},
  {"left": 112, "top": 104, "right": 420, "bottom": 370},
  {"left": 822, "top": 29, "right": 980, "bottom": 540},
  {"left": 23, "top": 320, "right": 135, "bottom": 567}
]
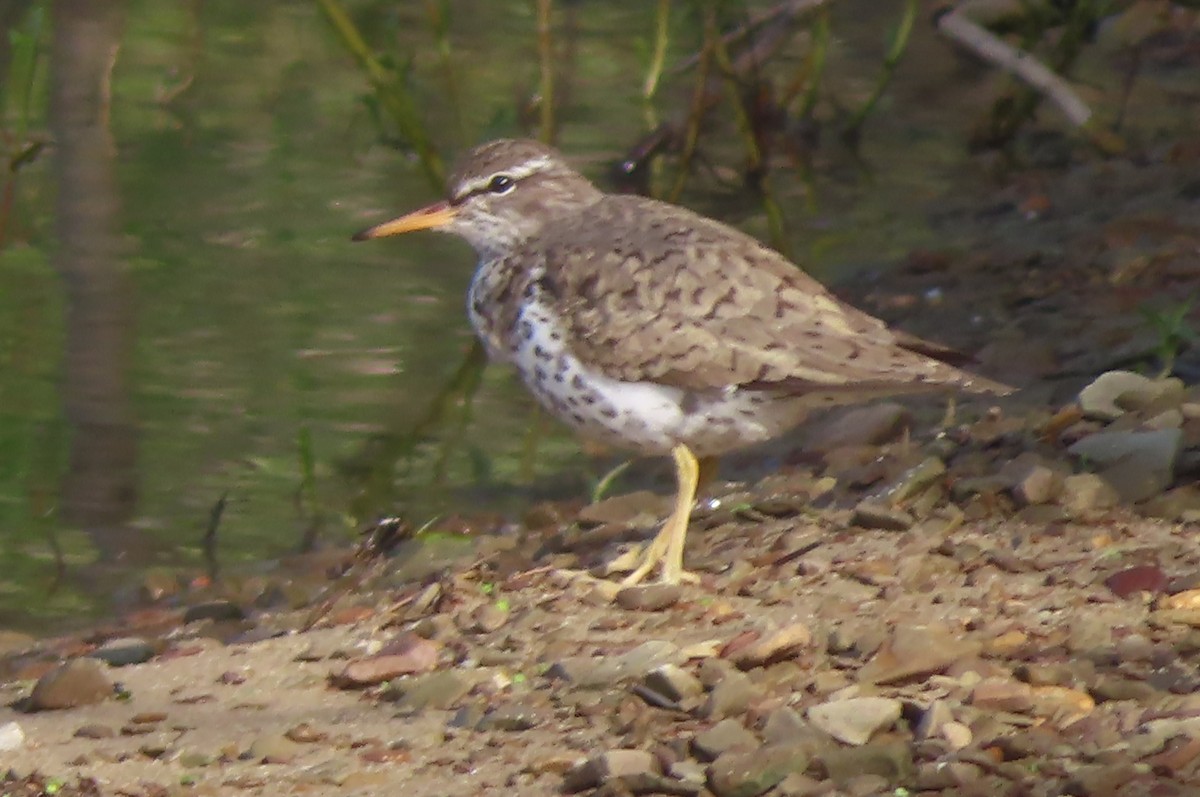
[{"left": 52, "top": 0, "right": 144, "bottom": 561}]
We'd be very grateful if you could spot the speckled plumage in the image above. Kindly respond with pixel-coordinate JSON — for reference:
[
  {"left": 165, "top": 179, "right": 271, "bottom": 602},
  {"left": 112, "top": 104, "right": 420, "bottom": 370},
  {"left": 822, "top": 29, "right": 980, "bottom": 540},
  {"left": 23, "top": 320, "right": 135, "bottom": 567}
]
[{"left": 356, "top": 138, "right": 1011, "bottom": 585}]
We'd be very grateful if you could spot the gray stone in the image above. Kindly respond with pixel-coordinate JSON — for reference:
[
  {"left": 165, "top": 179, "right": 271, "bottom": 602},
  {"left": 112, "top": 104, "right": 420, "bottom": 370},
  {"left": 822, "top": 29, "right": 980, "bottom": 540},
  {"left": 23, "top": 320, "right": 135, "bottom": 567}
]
[
  {"left": 544, "top": 656, "right": 622, "bottom": 689},
  {"left": 1069, "top": 429, "right": 1182, "bottom": 502},
  {"left": 615, "top": 640, "right": 682, "bottom": 678},
  {"left": 708, "top": 743, "right": 810, "bottom": 797},
  {"left": 850, "top": 500, "right": 914, "bottom": 531},
  {"left": 819, "top": 741, "right": 914, "bottom": 786},
  {"left": 478, "top": 702, "right": 549, "bottom": 731},
  {"left": 644, "top": 664, "right": 704, "bottom": 702},
  {"left": 701, "top": 670, "right": 759, "bottom": 719},
  {"left": 615, "top": 583, "right": 682, "bottom": 611},
  {"left": 808, "top": 697, "right": 901, "bottom": 746},
  {"left": 393, "top": 671, "right": 472, "bottom": 710},
  {"left": 692, "top": 718, "right": 758, "bottom": 761},
  {"left": 88, "top": 637, "right": 155, "bottom": 667},
  {"left": 563, "top": 749, "right": 661, "bottom": 793}
]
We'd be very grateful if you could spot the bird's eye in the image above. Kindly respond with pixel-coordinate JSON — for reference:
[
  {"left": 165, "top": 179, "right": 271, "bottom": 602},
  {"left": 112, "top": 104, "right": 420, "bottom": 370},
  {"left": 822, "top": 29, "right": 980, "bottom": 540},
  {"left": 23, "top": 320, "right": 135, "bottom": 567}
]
[{"left": 487, "top": 174, "right": 515, "bottom": 194}]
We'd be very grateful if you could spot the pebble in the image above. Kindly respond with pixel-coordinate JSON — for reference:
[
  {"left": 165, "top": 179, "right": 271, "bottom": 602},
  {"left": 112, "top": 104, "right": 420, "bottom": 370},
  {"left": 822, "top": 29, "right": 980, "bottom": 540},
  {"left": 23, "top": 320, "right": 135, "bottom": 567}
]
[
  {"left": 0, "top": 722, "right": 24, "bottom": 751},
  {"left": 692, "top": 718, "right": 759, "bottom": 761},
  {"left": 1078, "top": 371, "right": 1183, "bottom": 420},
  {"left": 707, "top": 743, "right": 810, "bottom": 797},
  {"left": 88, "top": 637, "right": 156, "bottom": 667},
  {"left": 726, "top": 624, "right": 813, "bottom": 670},
  {"left": 562, "top": 749, "right": 661, "bottom": 793},
  {"left": 390, "top": 670, "right": 472, "bottom": 710},
  {"left": 28, "top": 658, "right": 114, "bottom": 711},
  {"left": 1069, "top": 428, "right": 1182, "bottom": 501},
  {"left": 247, "top": 733, "right": 302, "bottom": 764},
  {"left": 850, "top": 500, "right": 914, "bottom": 531},
  {"left": 858, "top": 624, "right": 980, "bottom": 684},
  {"left": 807, "top": 697, "right": 901, "bottom": 746},
  {"left": 478, "top": 702, "right": 549, "bottom": 732},
  {"left": 615, "top": 584, "right": 682, "bottom": 611},
  {"left": 643, "top": 664, "right": 704, "bottom": 702},
  {"left": 460, "top": 602, "right": 508, "bottom": 633},
  {"left": 819, "top": 741, "right": 913, "bottom": 785},
  {"left": 701, "top": 671, "right": 759, "bottom": 719},
  {"left": 182, "top": 600, "right": 246, "bottom": 624},
  {"left": 971, "top": 677, "right": 1033, "bottom": 712},
  {"left": 1059, "top": 473, "right": 1120, "bottom": 516},
  {"left": 1001, "top": 457, "right": 1063, "bottom": 505},
  {"left": 544, "top": 656, "right": 622, "bottom": 689},
  {"left": 332, "top": 639, "right": 441, "bottom": 687}
]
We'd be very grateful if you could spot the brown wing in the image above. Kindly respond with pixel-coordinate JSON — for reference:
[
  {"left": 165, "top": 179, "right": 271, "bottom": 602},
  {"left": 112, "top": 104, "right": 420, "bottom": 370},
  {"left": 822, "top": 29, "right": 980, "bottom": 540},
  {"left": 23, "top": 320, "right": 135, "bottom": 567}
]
[{"left": 534, "top": 194, "right": 1007, "bottom": 396}]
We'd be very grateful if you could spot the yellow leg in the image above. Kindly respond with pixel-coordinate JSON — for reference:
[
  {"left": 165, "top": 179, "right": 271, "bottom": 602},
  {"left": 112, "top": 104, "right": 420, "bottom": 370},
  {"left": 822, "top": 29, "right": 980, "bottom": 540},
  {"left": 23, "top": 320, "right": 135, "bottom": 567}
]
[{"left": 620, "top": 444, "right": 701, "bottom": 587}]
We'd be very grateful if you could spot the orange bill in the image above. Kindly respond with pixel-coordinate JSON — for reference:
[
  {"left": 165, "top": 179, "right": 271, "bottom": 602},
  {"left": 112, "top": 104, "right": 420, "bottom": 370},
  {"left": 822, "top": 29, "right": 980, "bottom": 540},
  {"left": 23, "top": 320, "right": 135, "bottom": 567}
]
[{"left": 352, "top": 201, "right": 457, "bottom": 241}]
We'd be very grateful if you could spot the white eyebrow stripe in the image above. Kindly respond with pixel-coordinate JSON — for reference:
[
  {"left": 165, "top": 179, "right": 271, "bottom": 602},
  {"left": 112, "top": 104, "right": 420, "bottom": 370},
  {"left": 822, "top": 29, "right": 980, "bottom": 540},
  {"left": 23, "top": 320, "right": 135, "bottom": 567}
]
[{"left": 454, "top": 156, "right": 553, "bottom": 199}]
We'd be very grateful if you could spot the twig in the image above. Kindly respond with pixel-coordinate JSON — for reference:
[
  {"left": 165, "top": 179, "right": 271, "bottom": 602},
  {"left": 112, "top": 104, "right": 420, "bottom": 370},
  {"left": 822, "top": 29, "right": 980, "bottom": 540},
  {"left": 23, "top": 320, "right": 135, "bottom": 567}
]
[{"left": 934, "top": 5, "right": 1092, "bottom": 128}]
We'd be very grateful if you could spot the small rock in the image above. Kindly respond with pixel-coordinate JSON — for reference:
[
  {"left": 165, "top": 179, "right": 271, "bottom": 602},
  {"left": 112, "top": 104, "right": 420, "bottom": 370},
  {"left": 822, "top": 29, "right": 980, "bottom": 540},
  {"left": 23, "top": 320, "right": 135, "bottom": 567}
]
[
  {"left": 88, "top": 637, "right": 155, "bottom": 667},
  {"left": 1078, "top": 371, "right": 1182, "bottom": 420},
  {"left": 915, "top": 760, "right": 983, "bottom": 789},
  {"left": 692, "top": 718, "right": 759, "bottom": 761},
  {"left": 615, "top": 640, "right": 682, "bottom": 678},
  {"left": 248, "top": 733, "right": 301, "bottom": 764},
  {"left": 807, "top": 697, "right": 901, "bottom": 746},
  {"left": 0, "top": 722, "right": 24, "bottom": 751},
  {"left": 389, "top": 671, "right": 472, "bottom": 710},
  {"left": 28, "top": 659, "right": 114, "bottom": 711},
  {"left": 971, "top": 678, "right": 1033, "bottom": 712},
  {"left": 761, "top": 707, "right": 812, "bottom": 745},
  {"left": 644, "top": 664, "right": 704, "bottom": 702},
  {"left": 708, "top": 743, "right": 810, "bottom": 797},
  {"left": 942, "top": 721, "right": 973, "bottom": 750},
  {"left": 702, "top": 671, "right": 759, "bottom": 719},
  {"left": 727, "top": 624, "right": 813, "bottom": 670},
  {"left": 668, "top": 760, "right": 707, "bottom": 787},
  {"left": 1105, "top": 564, "right": 1168, "bottom": 599},
  {"left": 544, "top": 656, "right": 622, "bottom": 689},
  {"left": 1029, "top": 685, "right": 1094, "bottom": 722},
  {"left": 74, "top": 724, "right": 116, "bottom": 739},
  {"left": 478, "top": 702, "right": 549, "bottom": 732},
  {"left": 1060, "top": 473, "right": 1120, "bottom": 516},
  {"left": 461, "top": 602, "right": 508, "bottom": 633},
  {"left": 563, "top": 749, "right": 661, "bottom": 793},
  {"left": 1068, "top": 428, "right": 1182, "bottom": 502},
  {"left": 850, "top": 500, "right": 914, "bottom": 531},
  {"left": 915, "top": 699, "right": 953, "bottom": 740},
  {"left": 819, "top": 741, "right": 913, "bottom": 786},
  {"left": 331, "top": 636, "right": 441, "bottom": 687},
  {"left": 182, "top": 600, "right": 246, "bottom": 624},
  {"left": 858, "top": 624, "right": 980, "bottom": 684},
  {"left": 615, "top": 583, "right": 682, "bottom": 611},
  {"left": 999, "top": 456, "right": 1063, "bottom": 506}
]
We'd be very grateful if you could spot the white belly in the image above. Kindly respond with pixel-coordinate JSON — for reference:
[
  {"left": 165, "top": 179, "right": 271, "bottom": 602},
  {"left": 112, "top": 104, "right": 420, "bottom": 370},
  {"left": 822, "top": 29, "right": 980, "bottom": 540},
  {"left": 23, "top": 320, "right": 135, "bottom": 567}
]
[{"left": 494, "top": 297, "right": 809, "bottom": 457}]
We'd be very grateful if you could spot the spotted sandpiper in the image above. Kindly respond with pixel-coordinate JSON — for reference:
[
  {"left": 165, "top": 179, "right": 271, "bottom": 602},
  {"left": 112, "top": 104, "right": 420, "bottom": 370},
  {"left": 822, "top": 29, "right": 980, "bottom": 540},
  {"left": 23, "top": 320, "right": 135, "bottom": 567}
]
[{"left": 354, "top": 139, "right": 1009, "bottom": 586}]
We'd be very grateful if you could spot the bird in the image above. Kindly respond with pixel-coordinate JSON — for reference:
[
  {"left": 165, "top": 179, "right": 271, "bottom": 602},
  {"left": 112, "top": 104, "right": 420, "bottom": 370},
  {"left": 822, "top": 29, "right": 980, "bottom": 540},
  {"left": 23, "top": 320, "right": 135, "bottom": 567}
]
[{"left": 353, "top": 138, "right": 1010, "bottom": 586}]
